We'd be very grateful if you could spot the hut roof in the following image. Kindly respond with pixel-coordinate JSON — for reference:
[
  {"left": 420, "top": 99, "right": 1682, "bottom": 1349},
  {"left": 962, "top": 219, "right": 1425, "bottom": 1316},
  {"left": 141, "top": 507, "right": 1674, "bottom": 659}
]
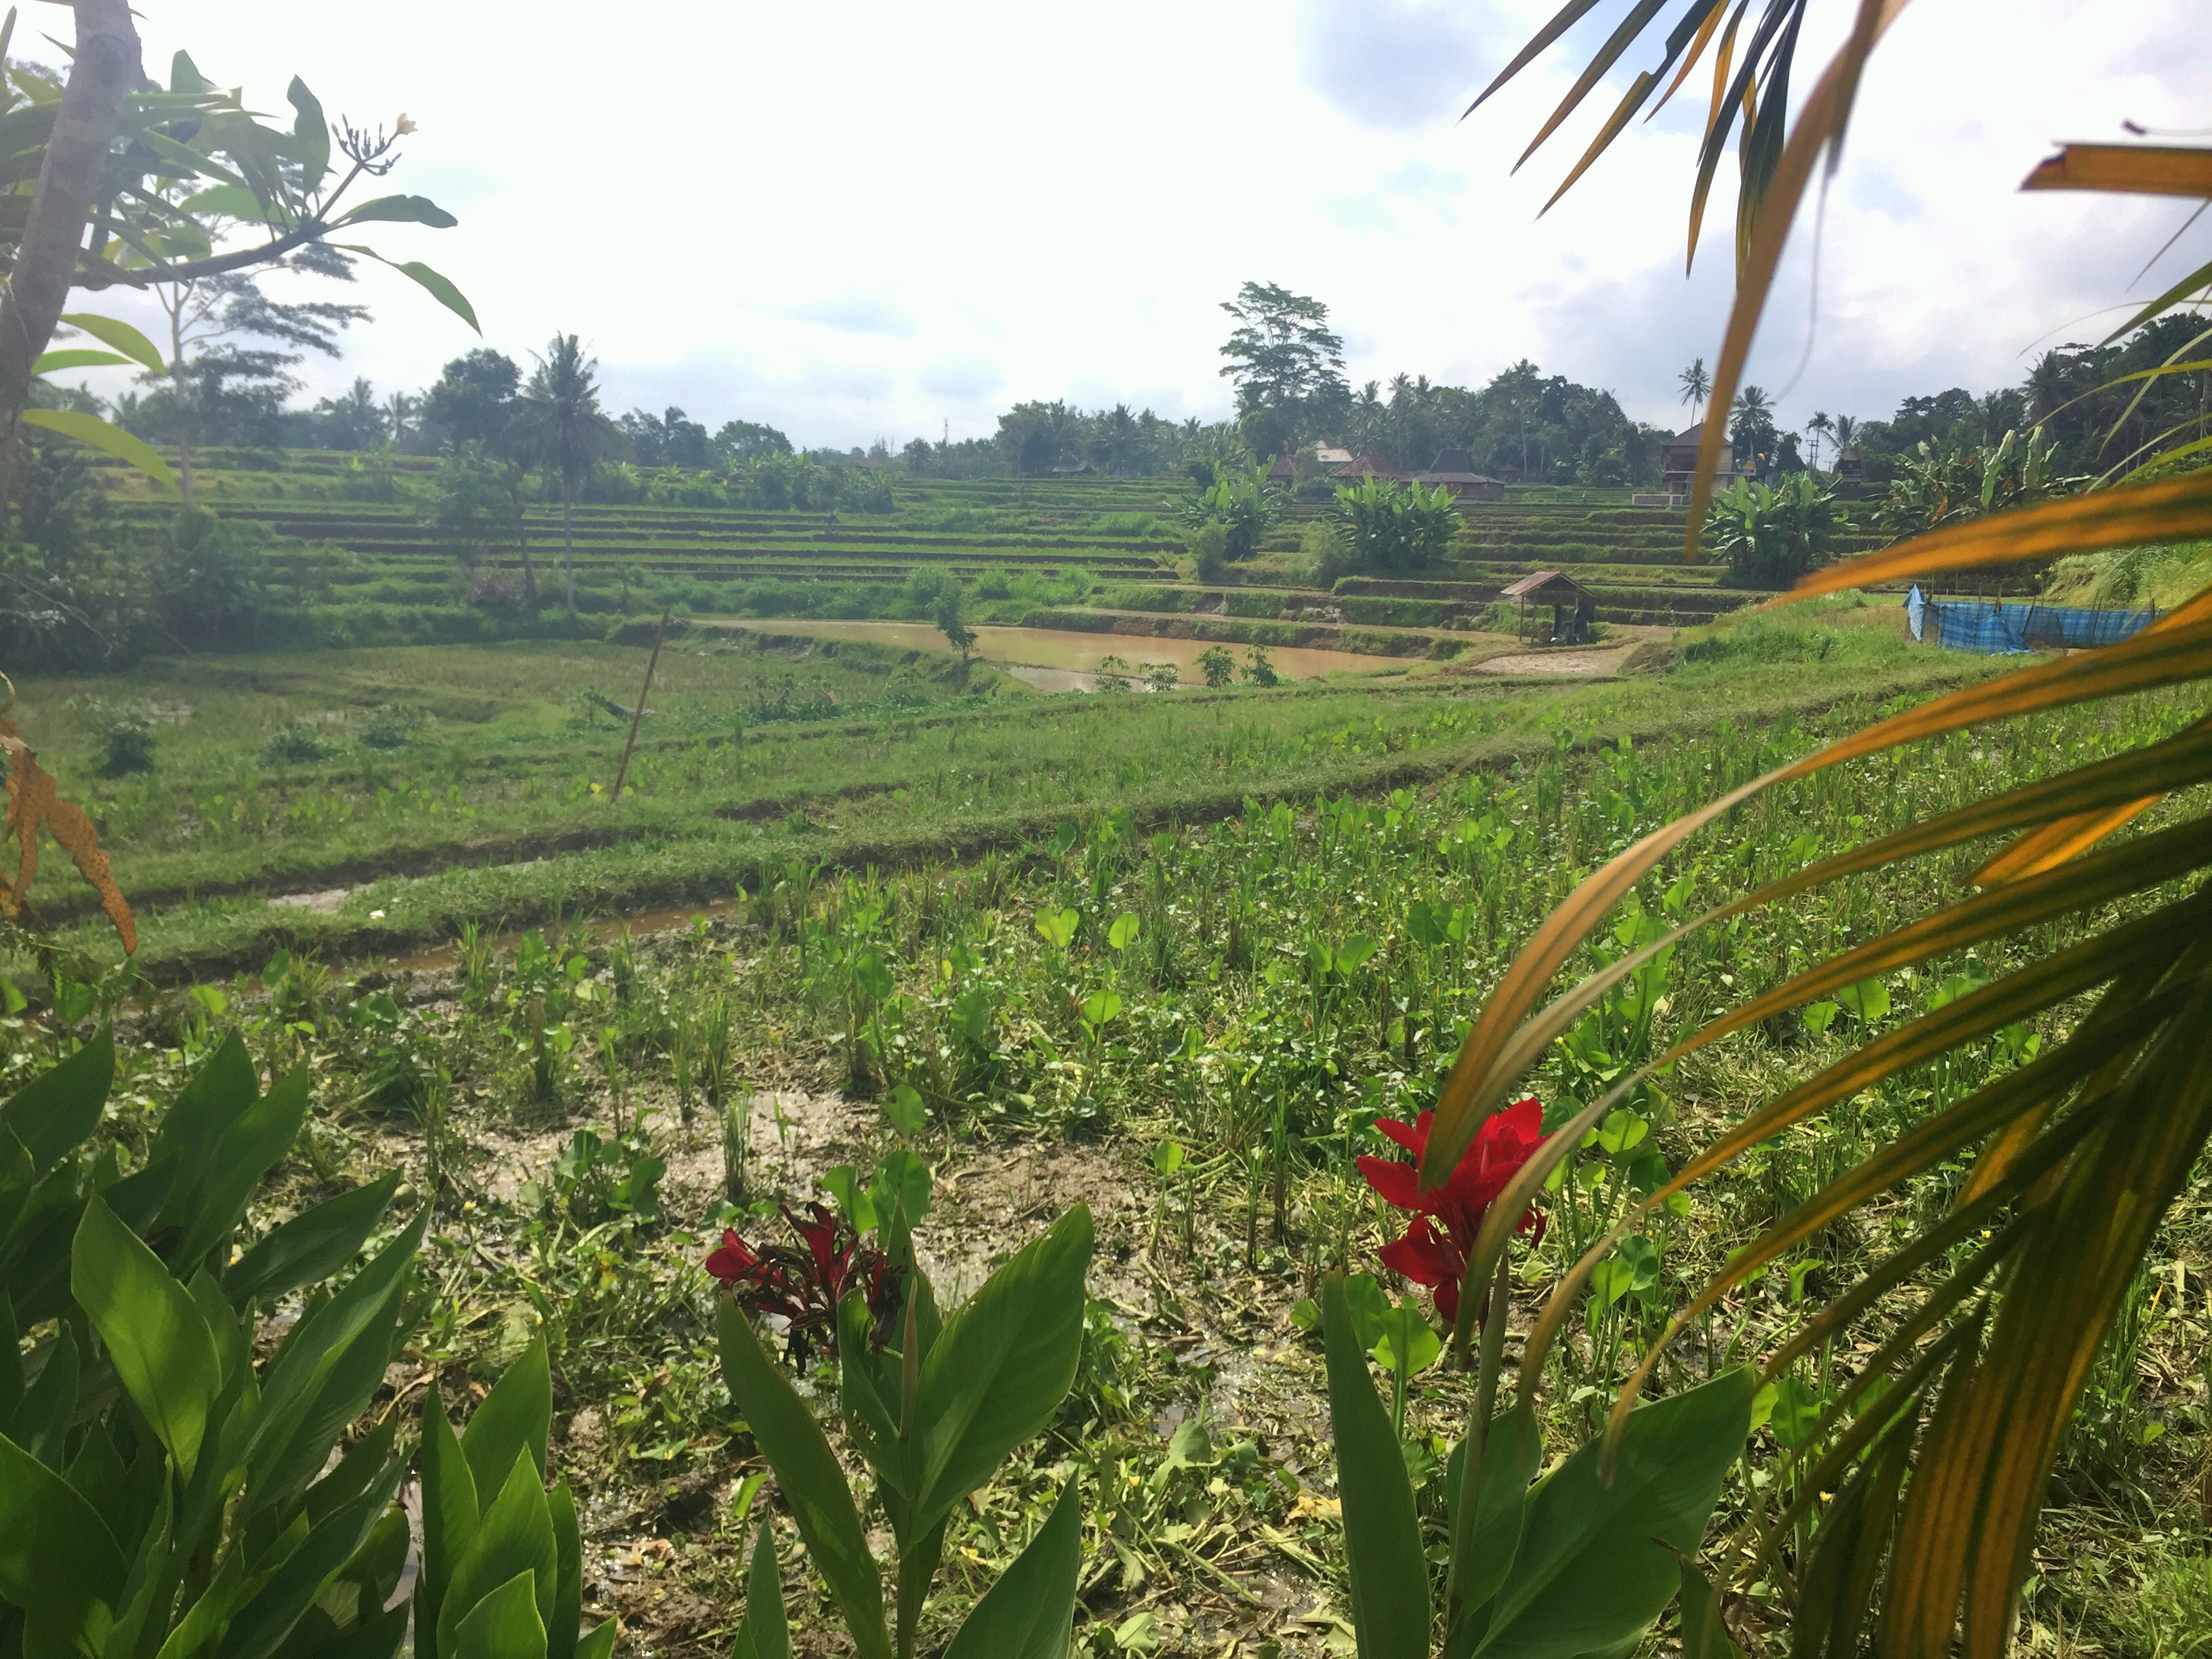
[
  {"left": 1332, "top": 451, "right": 1410, "bottom": 479},
  {"left": 1500, "top": 569, "right": 1593, "bottom": 602}
]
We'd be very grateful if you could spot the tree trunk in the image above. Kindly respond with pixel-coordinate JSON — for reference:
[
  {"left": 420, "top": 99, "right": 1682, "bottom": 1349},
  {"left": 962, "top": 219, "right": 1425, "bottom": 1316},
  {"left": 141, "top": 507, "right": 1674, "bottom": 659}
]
[
  {"left": 562, "top": 492, "right": 577, "bottom": 609},
  {"left": 0, "top": 0, "right": 143, "bottom": 509},
  {"left": 168, "top": 300, "right": 195, "bottom": 504}
]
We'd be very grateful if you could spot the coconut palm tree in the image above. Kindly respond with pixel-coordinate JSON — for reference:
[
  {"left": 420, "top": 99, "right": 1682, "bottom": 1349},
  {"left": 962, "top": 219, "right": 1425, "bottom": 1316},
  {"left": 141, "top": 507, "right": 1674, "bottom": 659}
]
[
  {"left": 512, "top": 334, "right": 624, "bottom": 609},
  {"left": 1677, "top": 356, "right": 1711, "bottom": 420},
  {"left": 1805, "top": 409, "right": 1834, "bottom": 472},
  {"left": 1730, "top": 384, "right": 1777, "bottom": 474}
]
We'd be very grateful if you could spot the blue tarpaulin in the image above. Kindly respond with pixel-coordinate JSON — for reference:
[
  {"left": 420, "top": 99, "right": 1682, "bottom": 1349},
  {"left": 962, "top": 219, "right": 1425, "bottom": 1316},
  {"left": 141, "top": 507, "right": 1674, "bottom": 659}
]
[{"left": 1924, "top": 598, "right": 2156, "bottom": 655}]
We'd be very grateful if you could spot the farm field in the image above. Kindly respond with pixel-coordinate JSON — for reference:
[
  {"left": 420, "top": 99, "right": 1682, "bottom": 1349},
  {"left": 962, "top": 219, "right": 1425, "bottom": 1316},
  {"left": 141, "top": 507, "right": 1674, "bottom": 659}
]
[
  {"left": 87, "top": 453, "right": 1820, "bottom": 649},
  {"left": 14, "top": 596, "right": 1956, "bottom": 979},
  {"left": 7, "top": 592, "right": 2211, "bottom": 1658}
]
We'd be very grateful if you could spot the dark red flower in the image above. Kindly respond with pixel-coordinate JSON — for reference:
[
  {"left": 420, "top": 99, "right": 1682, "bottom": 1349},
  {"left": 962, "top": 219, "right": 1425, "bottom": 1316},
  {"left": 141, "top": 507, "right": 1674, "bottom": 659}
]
[
  {"left": 706, "top": 1202, "right": 901, "bottom": 1364},
  {"left": 1359, "top": 1098, "right": 1547, "bottom": 1324}
]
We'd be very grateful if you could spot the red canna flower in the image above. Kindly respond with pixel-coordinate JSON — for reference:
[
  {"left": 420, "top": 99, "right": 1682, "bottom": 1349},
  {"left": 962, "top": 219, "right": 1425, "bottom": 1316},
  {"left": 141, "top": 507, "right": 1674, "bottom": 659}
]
[
  {"left": 1358, "top": 1097, "right": 1547, "bottom": 1324},
  {"left": 706, "top": 1202, "right": 902, "bottom": 1365}
]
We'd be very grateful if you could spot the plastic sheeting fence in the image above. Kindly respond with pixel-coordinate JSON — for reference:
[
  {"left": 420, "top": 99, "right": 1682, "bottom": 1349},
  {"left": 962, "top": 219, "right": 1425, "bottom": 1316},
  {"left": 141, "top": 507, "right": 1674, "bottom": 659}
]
[{"left": 1904, "top": 586, "right": 2156, "bottom": 654}]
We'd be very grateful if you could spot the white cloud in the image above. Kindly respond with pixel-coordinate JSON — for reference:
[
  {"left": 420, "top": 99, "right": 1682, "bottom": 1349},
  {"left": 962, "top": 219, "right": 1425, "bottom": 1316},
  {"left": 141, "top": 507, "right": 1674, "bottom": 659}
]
[{"left": 65, "top": 0, "right": 2209, "bottom": 450}]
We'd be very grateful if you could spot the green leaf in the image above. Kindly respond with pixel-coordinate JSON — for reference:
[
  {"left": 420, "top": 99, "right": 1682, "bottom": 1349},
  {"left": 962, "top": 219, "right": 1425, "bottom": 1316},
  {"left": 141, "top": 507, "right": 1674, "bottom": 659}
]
[
  {"left": 217, "top": 1464, "right": 405, "bottom": 1659},
  {"left": 1343, "top": 1273, "right": 1393, "bottom": 1351},
  {"left": 943, "top": 1477, "right": 1083, "bottom": 1659},
  {"left": 1679, "top": 1557, "right": 1744, "bottom": 1659},
  {"left": 907, "top": 1206, "right": 1093, "bottom": 1535},
  {"left": 1107, "top": 913, "right": 1141, "bottom": 950},
  {"left": 573, "top": 1622, "right": 615, "bottom": 1659},
  {"left": 286, "top": 78, "right": 330, "bottom": 186},
  {"left": 882, "top": 1084, "right": 928, "bottom": 1140},
  {"left": 1370, "top": 1303, "right": 1442, "bottom": 1377},
  {"left": 452, "top": 1572, "right": 546, "bottom": 1659},
  {"left": 19, "top": 409, "right": 176, "bottom": 493},
  {"left": 58, "top": 313, "right": 167, "bottom": 373},
  {"left": 0, "top": 1429, "right": 125, "bottom": 1647},
  {"left": 437, "top": 1454, "right": 556, "bottom": 1659},
  {"left": 32, "top": 348, "right": 135, "bottom": 373},
  {"left": 1033, "top": 907, "right": 1078, "bottom": 951},
  {"left": 868, "top": 1149, "right": 932, "bottom": 1231},
  {"left": 1080, "top": 989, "right": 1121, "bottom": 1029},
  {"left": 329, "top": 193, "right": 459, "bottom": 230},
  {"left": 0, "top": 1026, "right": 112, "bottom": 1173},
  {"left": 1475, "top": 1367, "right": 1754, "bottom": 1659},
  {"left": 463, "top": 1336, "right": 552, "bottom": 1498},
  {"left": 176, "top": 184, "right": 270, "bottom": 222},
  {"left": 1322, "top": 1275, "right": 1429, "bottom": 1659},
  {"left": 717, "top": 1300, "right": 890, "bottom": 1659},
  {"left": 1446, "top": 1406, "right": 1540, "bottom": 1652},
  {"left": 1835, "top": 979, "right": 1891, "bottom": 1022},
  {"left": 225, "top": 1172, "right": 400, "bottom": 1308},
  {"left": 732, "top": 1523, "right": 791, "bottom": 1659},
  {"left": 341, "top": 249, "right": 479, "bottom": 334},
  {"left": 246, "top": 1213, "right": 426, "bottom": 1498},
  {"left": 71, "top": 1195, "right": 221, "bottom": 1478},
  {"left": 547, "top": 1482, "right": 583, "bottom": 1659},
  {"left": 417, "top": 1389, "right": 480, "bottom": 1659},
  {"left": 9, "top": 1322, "right": 78, "bottom": 1469},
  {"left": 173, "top": 1065, "right": 313, "bottom": 1269}
]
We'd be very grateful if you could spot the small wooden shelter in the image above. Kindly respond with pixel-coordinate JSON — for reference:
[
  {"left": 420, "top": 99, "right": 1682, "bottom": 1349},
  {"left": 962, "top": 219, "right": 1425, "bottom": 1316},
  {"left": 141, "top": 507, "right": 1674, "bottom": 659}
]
[{"left": 1501, "top": 569, "right": 1597, "bottom": 643}]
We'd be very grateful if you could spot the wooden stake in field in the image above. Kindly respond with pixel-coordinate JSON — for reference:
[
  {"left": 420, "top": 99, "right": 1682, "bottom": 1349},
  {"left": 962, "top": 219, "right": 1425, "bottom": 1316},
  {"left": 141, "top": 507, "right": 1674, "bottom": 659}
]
[{"left": 611, "top": 608, "right": 671, "bottom": 802}]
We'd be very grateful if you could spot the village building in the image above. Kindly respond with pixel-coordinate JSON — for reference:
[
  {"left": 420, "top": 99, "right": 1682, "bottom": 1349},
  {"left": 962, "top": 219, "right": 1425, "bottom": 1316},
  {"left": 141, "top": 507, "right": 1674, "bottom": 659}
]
[
  {"left": 1416, "top": 447, "right": 1505, "bottom": 501},
  {"left": 1330, "top": 451, "right": 1410, "bottom": 481},
  {"left": 1662, "top": 422, "right": 1736, "bottom": 490}
]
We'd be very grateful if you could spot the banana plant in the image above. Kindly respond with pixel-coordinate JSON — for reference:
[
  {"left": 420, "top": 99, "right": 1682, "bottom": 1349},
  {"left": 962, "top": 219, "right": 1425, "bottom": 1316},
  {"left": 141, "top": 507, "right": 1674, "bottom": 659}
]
[
  {"left": 716, "top": 1198, "right": 1094, "bottom": 1659},
  {"left": 1319, "top": 1261, "right": 1751, "bottom": 1659}
]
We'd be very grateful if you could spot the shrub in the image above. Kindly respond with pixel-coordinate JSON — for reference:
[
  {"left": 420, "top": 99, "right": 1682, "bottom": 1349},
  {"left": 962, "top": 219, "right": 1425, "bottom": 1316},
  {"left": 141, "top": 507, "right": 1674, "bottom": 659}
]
[
  {"left": 1702, "top": 472, "right": 1851, "bottom": 588},
  {"left": 1334, "top": 477, "right": 1460, "bottom": 573},
  {"left": 1196, "top": 644, "right": 1236, "bottom": 687},
  {"left": 260, "top": 720, "right": 329, "bottom": 765}
]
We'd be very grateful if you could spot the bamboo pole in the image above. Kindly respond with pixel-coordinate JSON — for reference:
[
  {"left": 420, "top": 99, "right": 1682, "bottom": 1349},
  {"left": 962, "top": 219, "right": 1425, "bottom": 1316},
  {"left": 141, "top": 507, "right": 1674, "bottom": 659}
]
[{"left": 611, "top": 608, "right": 671, "bottom": 802}]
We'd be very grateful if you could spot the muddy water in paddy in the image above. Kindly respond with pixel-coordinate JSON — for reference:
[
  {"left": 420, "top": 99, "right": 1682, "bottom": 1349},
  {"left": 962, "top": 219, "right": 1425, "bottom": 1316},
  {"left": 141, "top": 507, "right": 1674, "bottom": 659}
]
[{"left": 703, "top": 617, "right": 1424, "bottom": 688}]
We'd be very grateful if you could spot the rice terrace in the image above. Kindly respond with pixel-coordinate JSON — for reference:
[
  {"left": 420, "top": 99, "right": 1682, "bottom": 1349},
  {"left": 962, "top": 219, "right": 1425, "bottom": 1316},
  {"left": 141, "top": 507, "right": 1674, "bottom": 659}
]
[{"left": 3, "top": 6, "right": 2212, "bottom": 1659}]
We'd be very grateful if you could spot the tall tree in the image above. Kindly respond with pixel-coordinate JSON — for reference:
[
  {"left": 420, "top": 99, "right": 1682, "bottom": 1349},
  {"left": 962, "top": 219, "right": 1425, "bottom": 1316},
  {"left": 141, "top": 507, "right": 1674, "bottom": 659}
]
[
  {"left": 716, "top": 418, "right": 792, "bottom": 464},
  {"left": 312, "top": 377, "right": 388, "bottom": 450},
  {"left": 422, "top": 349, "right": 521, "bottom": 449},
  {"left": 511, "top": 334, "right": 623, "bottom": 609},
  {"left": 1218, "top": 282, "right": 1347, "bottom": 457},
  {"left": 1805, "top": 409, "right": 1832, "bottom": 472},
  {"left": 1729, "top": 384, "right": 1778, "bottom": 474},
  {"left": 1677, "top": 356, "right": 1711, "bottom": 419},
  {"left": 135, "top": 253, "right": 369, "bottom": 491}
]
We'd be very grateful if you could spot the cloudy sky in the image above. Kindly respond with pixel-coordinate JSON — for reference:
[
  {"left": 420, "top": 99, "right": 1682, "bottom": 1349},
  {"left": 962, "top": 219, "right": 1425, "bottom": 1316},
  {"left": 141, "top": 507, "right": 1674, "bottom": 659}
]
[{"left": 81, "top": 1, "right": 2212, "bottom": 449}]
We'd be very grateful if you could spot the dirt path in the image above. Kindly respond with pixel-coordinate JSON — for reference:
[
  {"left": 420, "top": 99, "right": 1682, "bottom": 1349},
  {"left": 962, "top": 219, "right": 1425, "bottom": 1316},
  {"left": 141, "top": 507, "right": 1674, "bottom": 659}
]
[{"left": 1472, "top": 642, "right": 1639, "bottom": 676}]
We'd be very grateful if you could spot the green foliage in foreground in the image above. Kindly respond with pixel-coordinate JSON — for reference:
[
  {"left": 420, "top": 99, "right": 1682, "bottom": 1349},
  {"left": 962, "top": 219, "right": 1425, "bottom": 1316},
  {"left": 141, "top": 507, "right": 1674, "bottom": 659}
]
[{"left": 0, "top": 1033, "right": 607, "bottom": 1659}]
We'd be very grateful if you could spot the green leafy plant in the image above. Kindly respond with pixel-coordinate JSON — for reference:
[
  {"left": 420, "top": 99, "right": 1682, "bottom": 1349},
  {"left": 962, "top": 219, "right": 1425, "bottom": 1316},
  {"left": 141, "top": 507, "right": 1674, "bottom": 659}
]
[
  {"left": 1332, "top": 474, "right": 1461, "bottom": 573},
  {"left": 1702, "top": 473, "right": 1851, "bottom": 590},
  {"left": 1320, "top": 1266, "right": 1753, "bottom": 1658},
  {"left": 415, "top": 1338, "right": 615, "bottom": 1659},
  {"left": 715, "top": 1196, "right": 1094, "bottom": 1659},
  {"left": 0, "top": 1030, "right": 597, "bottom": 1659}
]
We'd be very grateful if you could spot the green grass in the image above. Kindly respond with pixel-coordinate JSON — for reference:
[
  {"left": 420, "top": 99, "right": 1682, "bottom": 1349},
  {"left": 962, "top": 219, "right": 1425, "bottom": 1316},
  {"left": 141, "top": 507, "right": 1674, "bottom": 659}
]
[{"left": 8, "top": 596, "right": 1983, "bottom": 979}]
